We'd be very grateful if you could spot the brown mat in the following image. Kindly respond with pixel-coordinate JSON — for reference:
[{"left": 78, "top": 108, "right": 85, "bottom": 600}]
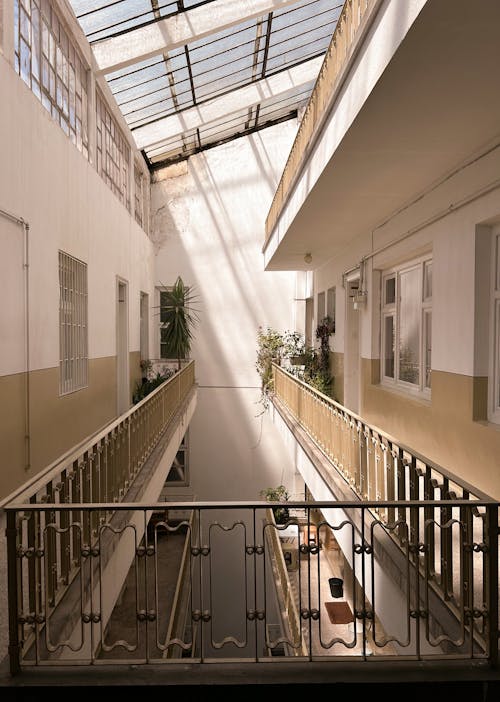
[{"left": 324, "top": 601, "right": 354, "bottom": 624}]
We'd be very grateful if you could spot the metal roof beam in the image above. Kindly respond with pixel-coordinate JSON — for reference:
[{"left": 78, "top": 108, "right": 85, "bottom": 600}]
[
  {"left": 133, "top": 55, "right": 323, "bottom": 151},
  {"left": 92, "top": 0, "right": 304, "bottom": 75}
]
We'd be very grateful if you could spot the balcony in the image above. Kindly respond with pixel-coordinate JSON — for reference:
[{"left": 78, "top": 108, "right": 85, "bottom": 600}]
[
  {"left": 1, "top": 360, "right": 500, "bottom": 695},
  {"left": 263, "top": 0, "right": 500, "bottom": 271}
]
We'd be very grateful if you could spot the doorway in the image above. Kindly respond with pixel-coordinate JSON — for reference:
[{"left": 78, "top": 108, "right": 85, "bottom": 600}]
[{"left": 344, "top": 276, "right": 361, "bottom": 413}]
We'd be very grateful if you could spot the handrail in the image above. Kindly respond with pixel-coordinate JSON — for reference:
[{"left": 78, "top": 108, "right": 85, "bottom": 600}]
[
  {"left": 264, "top": 0, "right": 380, "bottom": 246},
  {"left": 272, "top": 363, "right": 494, "bottom": 504},
  {"left": 5, "top": 500, "right": 498, "bottom": 670},
  {"left": 1, "top": 360, "right": 196, "bottom": 507}
]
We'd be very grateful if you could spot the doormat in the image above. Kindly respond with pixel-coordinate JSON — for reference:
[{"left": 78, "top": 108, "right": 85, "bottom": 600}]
[{"left": 324, "top": 601, "right": 354, "bottom": 624}]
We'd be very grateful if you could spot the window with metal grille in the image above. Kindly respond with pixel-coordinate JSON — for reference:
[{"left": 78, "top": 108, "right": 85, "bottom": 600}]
[
  {"left": 59, "top": 251, "right": 88, "bottom": 395},
  {"left": 14, "top": 0, "right": 89, "bottom": 158},
  {"left": 96, "top": 90, "right": 131, "bottom": 210}
]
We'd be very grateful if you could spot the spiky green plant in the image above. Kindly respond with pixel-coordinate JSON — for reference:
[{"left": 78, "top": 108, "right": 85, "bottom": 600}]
[{"left": 160, "top": 276, "right": 200, "bottom": 370}]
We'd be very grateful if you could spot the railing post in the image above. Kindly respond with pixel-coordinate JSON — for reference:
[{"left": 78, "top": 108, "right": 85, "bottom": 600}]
[
  {"left": 6, "top": 509, "right": 21, "bottom": 675},
  {"left": 486, "top": 503, "right": 499, "bottom": 667}
]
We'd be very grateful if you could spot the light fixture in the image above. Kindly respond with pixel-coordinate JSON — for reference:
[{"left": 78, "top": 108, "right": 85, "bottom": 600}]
[
  {"left": 352, "top": 289, "right": 367, "bottom": 310},
  {"left": 304, "top": 252, "right": 312, "bottom": 264}
]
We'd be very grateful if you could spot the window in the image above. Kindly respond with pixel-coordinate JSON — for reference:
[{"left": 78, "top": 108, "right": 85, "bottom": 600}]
[
  {"left": 490, "top": 230, "right": 500, "bottom": 422},
  {"left": 317, "top": 291, "right": 325, "bottom": 323},
  {"left": 134, "top": 164, "right": 144, "bottom": 227},
  {"left": 165, "top": 433, "right": 189, "bottom": 485},
  {"left": 381, "top": 256, "right": 432, "bottom": 395},
  {"left": 59, "top": 251, "right": 88, "bottom": 395},
  {"left": 327, "top": 286, "right": 336, "bottom": 330},
  {"left": 14, "top": 0, "right": 89, "bottom": 157},
  {"left": 96, "top": 90, "right": 131, "bottom": 210}
]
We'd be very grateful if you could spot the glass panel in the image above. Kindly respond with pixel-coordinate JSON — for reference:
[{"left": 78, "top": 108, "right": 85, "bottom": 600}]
[
  {"left": 327, "top": 287, "right": 335, "bottom": 321},
  {"left": 20, "top": 38, "right": 31, "bottom": 85},
  {"left": 424, "top": 310, "right": 432, "bottom": 389},
  {"left": 496, "top": 234, "right": 500, "bottom": 292},
  {"left": 317, "top": 291, "right": 325, "bottom": 320},
  {"left": 398, "top": 267, "right": 420, "bottom": 385},
  {"left": 385, "top": 276, "right": 396, "bottom": 305},
  {"left": 424, "top": 261, "right": 432, "bottom": 300},
  {"left": 384, "top": 315, "right": 394, "bottom": 378}
]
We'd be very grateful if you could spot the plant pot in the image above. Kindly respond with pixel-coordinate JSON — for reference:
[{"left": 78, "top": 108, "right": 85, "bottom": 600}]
[
  {"left": 329, "top": 577, "right": 344, "bottom": 598},
  {"left": 290, "top": 355, "right": 307, "bottom": 366}
]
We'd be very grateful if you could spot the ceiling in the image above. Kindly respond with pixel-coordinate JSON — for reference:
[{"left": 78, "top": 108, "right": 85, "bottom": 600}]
[
  {"left": 262, "top": 0, "right": 500, "bottom": 270},
  {"left": 68, "top": 0, "right": 342, "bottom": 169}
]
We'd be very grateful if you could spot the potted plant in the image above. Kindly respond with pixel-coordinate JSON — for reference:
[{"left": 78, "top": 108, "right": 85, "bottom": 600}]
[
  {"left": 260, "top": 485, "right": 290, "bottom": 525},
  {"left": 160, "top": 276, "right": 200, "bottom": 371},
  {"left": 283, "top": 330, "right": 307, "bottom": 365},
  {"left": 255, "top": 326, "right": 284, "bottom": 406}
]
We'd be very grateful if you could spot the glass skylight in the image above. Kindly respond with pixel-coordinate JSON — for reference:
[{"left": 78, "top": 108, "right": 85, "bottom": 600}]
[{"left": 68, "top": 0, "right": 342, "bottom": 166}]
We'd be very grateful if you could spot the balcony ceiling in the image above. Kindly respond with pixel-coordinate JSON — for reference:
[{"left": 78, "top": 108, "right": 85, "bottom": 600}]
[
  {"left": 263, "top": 0, "right": 500, "bottom": 270},
  {"left": 68, "top": 0, "right": 342, "bottom": 169}
]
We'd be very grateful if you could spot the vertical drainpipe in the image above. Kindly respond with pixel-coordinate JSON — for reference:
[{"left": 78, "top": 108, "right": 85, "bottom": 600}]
[{"left": 0, "top": 207, "right": 31, "bottom": 470}]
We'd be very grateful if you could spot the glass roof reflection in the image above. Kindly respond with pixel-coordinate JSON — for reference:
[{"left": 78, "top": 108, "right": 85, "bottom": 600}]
[{"left": 68, "top": 0, "right": 342, "bottom": 167}]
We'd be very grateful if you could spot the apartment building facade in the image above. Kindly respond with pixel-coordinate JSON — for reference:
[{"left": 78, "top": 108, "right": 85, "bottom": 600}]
[{"left": 1, "top": 0, "right": 500, "bottom": 694}]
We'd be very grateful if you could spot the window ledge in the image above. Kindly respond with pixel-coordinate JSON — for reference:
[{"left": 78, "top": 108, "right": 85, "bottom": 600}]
[{"left": 375, "top": 381, "right": 432, "bottom": 407}]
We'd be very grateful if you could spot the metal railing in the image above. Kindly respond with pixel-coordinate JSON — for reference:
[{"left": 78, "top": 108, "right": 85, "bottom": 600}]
[
  {"left": 264, "top": 0, "right": 378, "bottom": 245},
  {"left": 5, "top": 500, "right": 498, "bottom": 670},
  {"left": 3, "top": 361, "right": 196, "bottom": 669},
  {"left": 272, "top": 364, "right": 499, "bottom": 638}
]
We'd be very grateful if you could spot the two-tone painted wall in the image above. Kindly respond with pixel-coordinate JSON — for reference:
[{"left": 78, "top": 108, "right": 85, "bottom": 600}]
[{"left": 0, "top": 45, "right": 155, "bottom": 501}]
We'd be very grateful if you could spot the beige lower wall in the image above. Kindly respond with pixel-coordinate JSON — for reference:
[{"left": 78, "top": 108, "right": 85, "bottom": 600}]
[
  {"left": 0, "top": 356, "right": 122, "bottom": 501},
  {"left": 361, "top": 358, "right": 500, "bottom": 501}
]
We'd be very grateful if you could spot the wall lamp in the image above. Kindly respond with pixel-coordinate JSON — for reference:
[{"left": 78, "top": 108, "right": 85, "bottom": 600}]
[{"left": 304, "top": 252, "right": 312, "bottom": 264}]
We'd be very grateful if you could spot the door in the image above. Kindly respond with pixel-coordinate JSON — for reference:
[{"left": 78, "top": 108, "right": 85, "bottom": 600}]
[{"left": 344, "top": 276, "right": 361, "bottom": 413}]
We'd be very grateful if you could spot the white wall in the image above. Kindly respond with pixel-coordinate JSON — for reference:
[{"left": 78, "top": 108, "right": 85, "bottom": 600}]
[
  {"left": 151, "top": 124, "right": 299, "bottom": 500},
  {"left": 0, "top": 55, "right": 156, "bottom": 376}
]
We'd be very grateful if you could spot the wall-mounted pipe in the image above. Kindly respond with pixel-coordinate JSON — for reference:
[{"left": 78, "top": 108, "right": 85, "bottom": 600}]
[{"left": 0, "top": 206, "right": 30, "bottom": 471}]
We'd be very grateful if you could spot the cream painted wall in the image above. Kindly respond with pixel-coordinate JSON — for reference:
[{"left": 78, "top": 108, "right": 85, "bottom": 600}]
[
  {"left": 0, "top": 52, "right": 156, "bottom": 494},
  {"left": 151, "top": 124, "right": 298, "bottom": 500},
  {"left": 264, "top": 0, "right": 427, "bottom": 265},
  {"left": 0, "top": 55, "right": 156, "bottom": 375}
]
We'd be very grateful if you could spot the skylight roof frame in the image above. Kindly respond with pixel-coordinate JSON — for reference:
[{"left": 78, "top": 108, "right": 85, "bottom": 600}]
[{"left": 67, "top": 0, "right": 341, "bottom": 166}]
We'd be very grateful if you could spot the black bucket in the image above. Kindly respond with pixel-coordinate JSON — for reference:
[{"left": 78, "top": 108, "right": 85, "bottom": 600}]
[{"left": 329, "top": 577, "right": 343, "bottom": 598}]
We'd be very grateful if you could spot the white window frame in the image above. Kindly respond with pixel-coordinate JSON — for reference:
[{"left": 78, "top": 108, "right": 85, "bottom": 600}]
[
  {"left": 59, "top": 250, "right": 88, "bottom": 395},
  {"left": 489, "top": 228, "right": 500, "bottom": 423},
  {"left": 157, "top": 284, "right": 191, "bottom": 361},
  {"left": 381, "top": 254, "right": 432, "bottom": 398}
]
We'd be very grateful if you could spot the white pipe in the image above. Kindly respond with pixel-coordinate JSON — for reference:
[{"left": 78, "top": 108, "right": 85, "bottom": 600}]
[{"left": 0, "top": 206, "right": 31, "bottom": 470}]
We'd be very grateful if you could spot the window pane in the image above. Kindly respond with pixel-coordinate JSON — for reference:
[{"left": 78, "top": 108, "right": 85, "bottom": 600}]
[
  {"left": 384, "top": 315, "right": 394, "bottom": 378},
  {"left": 317, "top": 291, "right": 325, "bottom": 320},
  {"left": 496, "top": 235, "right": 500, "bottom": 292},
  {"left": 327, "top": 287, "right": 335, "bottom": 321},
  {"left": 385, "top": 277, "right": 395, "bottom": 305},
  {"left": 424, "top": 261, "right": 432, "bottom": 300},
  {"left": 424, "top": 310, "right": 432, "bottom": 389},
  {"left": 398, "top": 267, "right": 420, "bottom": 385}
]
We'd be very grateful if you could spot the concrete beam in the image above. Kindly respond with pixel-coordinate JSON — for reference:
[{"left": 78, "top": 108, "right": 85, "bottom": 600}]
[
  {"left": 92, "top": 0, "right": 303, "bottom": 75},
  {"left": 132, "top": 55, "right": 323, "bottom": 151}
]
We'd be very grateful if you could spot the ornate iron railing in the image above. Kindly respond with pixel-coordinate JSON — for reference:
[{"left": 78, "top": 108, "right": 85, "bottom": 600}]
[
  {"left": 5, "top": 499, "right": 498, "bottom": 671},
  {"left": 271, "top": 364, "right": 499, "bottom": 643},
  {"left": 2, "top": 360, "right": 196, "bottom": 667}
]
